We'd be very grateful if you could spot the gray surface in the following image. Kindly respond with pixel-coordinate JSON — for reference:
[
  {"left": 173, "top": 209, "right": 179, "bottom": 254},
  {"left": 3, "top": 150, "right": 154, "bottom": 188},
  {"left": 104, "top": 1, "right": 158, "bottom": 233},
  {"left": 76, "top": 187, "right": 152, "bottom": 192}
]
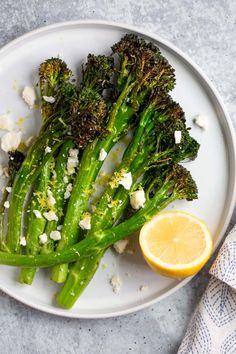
[{"left": 0, "top": 1, "right": 235, "bottom": 353}]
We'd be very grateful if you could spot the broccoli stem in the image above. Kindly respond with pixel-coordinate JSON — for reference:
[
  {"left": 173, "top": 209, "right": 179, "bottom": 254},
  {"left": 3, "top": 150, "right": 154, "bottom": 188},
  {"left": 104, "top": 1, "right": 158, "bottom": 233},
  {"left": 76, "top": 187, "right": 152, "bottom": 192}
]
[
  {"left": 56, "top": 253, "right": 103, "bottom": 308},
  {"left": 41, "top": 140, "right": 75, "bottom": 255},
  {"left": 0, "top": 189, "right": 9, "bottom": 251},
  {"left": 0, "top": 189, "right": 173, "bottom": 268},
  {"left": 6, "top": 138, "right": 63, "bottom": 253},
  {"left": 42, "top": 140, "right": 75, "bottom": 284},
  {"left": 0, "top": 177, "right": 13, "bottom": 252},
  {"left": 18, "top": 157, "right": 53, "bottom": 284}
]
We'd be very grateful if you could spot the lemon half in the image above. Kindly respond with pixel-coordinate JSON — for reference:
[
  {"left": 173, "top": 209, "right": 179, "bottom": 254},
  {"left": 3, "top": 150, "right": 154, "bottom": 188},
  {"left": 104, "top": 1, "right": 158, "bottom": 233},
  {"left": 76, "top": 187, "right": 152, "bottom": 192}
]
[{"left": 139, "top": 211, "right": 213, "bottom": 278}]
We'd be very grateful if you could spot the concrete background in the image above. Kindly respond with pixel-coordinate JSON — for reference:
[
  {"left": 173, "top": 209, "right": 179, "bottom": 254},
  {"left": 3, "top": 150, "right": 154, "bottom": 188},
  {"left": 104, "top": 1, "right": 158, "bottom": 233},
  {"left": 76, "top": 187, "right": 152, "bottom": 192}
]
[{"left": 0, "top": 1, "right": 235, "bottom": 353}]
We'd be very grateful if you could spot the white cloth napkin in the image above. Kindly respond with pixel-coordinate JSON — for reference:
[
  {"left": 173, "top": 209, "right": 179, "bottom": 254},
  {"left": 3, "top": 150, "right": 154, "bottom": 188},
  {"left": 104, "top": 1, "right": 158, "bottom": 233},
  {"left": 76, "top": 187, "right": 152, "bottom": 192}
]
[{"left": 178, "top": 225, "right": 236, "bottom": 354}]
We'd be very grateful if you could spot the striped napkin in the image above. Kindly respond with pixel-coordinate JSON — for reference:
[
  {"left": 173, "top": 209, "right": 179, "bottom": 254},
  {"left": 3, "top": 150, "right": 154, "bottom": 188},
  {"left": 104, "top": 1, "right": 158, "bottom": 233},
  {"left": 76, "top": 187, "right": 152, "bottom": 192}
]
[{"left": 178, "top": 225, "right": 236, "bottom": 354}]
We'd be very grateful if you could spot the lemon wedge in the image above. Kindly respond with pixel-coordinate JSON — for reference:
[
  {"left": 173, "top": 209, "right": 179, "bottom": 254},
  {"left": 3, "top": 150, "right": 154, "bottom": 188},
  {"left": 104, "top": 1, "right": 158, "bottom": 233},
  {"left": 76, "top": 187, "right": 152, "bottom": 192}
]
[{"left": 139, "top": 211, "right": 213, "bottom": 278}]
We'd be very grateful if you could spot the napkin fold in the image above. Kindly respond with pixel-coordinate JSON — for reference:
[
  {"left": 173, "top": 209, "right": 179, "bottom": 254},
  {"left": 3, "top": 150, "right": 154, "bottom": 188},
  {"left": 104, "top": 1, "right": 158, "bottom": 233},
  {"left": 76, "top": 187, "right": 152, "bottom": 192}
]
[{"left": 178, "top": 225, "right": 236, "bottom": 354}]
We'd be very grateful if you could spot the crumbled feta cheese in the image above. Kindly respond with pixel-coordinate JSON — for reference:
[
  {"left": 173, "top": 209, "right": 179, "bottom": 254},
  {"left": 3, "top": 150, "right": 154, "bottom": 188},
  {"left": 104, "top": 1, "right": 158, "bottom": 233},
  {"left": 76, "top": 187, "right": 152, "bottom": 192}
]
[
  {"left": 98, "top": 148, "right": 107, "bottom": 161},
  {"left": 39, "top": 233, "right": 48, "bottom": 245},
  {"left": 174, "top": 130, "right": 182, "bottom": 144},
  {"left": 139, "top": 285, "right": 148, "bottom": 292},
  {"left": 69, "top": 149, "right": 79, "bottom": 158},
  {"left": 4, "top": 201, "right": 9, "bottom": 208},
  {"left": 63, "top": 176, "right": 69, "bottom": 184},
  {"left": 119, "top": 172, "right": 132, "bottom": 190},
  {"left": 1, "top": 131, "right": 22, "bottom": 152},
  {"left": 57, "top": 225, "right": 63, "bottom": 231},
  {"left": 79, "top": 213, "right": 91, "bottom": 230},
  {"left": 45, "top": 146, "right": 51, "bottom": 154},
  {"left": 6, "top": 187, "right": 12, "bottom": 193},
  {"left": 0, "top": 114, "right": 13, "bottom": 131},
  {"left": 20, "top": 237, "right": 27, "bottom": 246},
  {"left": 193, "top": 114, "right": 208, "bottom": 129},
  {"left": 33, "top": 209, "right": 42, "bottom": 219},
  {"left": 43, "top": 96, "right": 56, "bottom": 104},
  {"left": 64, "top": 183, "right": 73, "bottom": 199},
  {"left": 25, "top": 136, "right": 34, "bottom": 148},
  {"left": 113, "top": 239, "right": 129, "bottom": 254},
  {"left": 67, "top": 156, "right": 79, "bottom": 175},
  {"left": 110, "top": 275, "right": 122, "bottom": 294},
  {"left": 22, "top": 86, "right": 36, "bottom": 108},
  {"left": 64, "top": 191, "right": 70, "bottom": 200},
  {"left": 43, "top": 211, "right": 58, "bottom": 221},
  {"left": 50, "top": 230, "right": 61, "bottom": 241},
  {"left": 47, "top": 189, "right": 56, "bottom": 207},
  {"left": 130, "top": 189, "right": 146, "bottom": 210}
]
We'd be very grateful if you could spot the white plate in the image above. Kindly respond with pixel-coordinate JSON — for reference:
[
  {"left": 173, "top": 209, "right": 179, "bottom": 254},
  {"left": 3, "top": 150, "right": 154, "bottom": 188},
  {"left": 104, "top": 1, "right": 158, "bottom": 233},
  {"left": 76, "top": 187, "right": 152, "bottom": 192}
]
[{"left": 0, "top": 21, "right": 235, "bottom": 319}]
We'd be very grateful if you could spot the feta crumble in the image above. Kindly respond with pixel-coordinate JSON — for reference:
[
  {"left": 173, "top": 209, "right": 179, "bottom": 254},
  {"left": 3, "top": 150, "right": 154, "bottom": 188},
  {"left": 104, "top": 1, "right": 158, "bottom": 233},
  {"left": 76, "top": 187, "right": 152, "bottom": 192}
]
[
  {"left": 113, "top": 239, "right": 129, "bottom": 254},
  {"left": 67, "top": 156, "right": 79, "bottom": 175},
  {"left": 22, "top": 86, "right": 36, "bottom": 108},
  {"left": 64, "top": 183, "right": 73, "bottom": 199},
  {"left": 20, "top": 237, "right": 27, "bottom": 246},
  {"left": 119, "top": 172, "right": 132, "bottom": 190},
  {"left": 98, "top": 148, "right": 107, "bottom": 161},
  {"left": 43, "top": 96, "right": 56, "bottom": 104},
  {"left": 69, "top": 149, "right": 79, "bottom": 158},
  {"left": 50, "top": 230, "right": 61, "bottom": 241},
  {"left": 193, "top": 114, "right": 208, "bottom": 129},
  {"left": 79, "top": 213, "right": 91, "bottom": 230},
  {"left": 39, "top": 233, "right": 48, "bottom": 245},
  {"left": 0, "top": 114, "right": 13, "bottom": 131},
  {"left": 63, "top": 176, "right": 69, "bottom": 184},
  {"left": 1, "top": 131, "right": 22, "bottom": 152},
  {"left": 33, "top": 209, "right": 42, "bottom": 219},
  {"left": 45, "top": 146, "right": 52, "bottom": 154},
  {"left": 110, "top": 275, "right": 122, "bottom": 294},
  {"left": 47, "top": 189, "right": 56, "bottom": 207},
  {"left": 57, "top": 225, "right": 63, "bottom": 231},
  {"left": 130, "top": 189, "right": 146, "bottom": 210},
  {"left": 174, "top": 130, "right": 182, "bottom": 144},
  {"left": 4, "top": 201, "right": 9, "bottom": 208},
  {"left": 43, "top": 211, "right": 58, "bottom": 221},
  {"left": 6, "top": 187, "right": 12, "bottom": 193}
]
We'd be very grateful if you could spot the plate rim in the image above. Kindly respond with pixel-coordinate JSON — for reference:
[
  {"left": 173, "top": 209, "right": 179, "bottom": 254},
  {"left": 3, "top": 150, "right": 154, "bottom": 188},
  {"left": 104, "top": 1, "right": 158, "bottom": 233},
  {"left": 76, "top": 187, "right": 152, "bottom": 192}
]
[{"left": 0, "top": 19, "right": 235, "bottom": 319}]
